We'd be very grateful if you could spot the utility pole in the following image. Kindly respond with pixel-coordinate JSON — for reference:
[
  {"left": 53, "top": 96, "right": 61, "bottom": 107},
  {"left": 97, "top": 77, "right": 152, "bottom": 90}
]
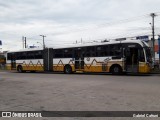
[
  {"left": 22, "top": 36, "right": 24, "bottom": 49},
  {"left": 150, "top": 13, "right": 156, "bottom": 63},
  {"left": 40, "top": 35, "right": 46, "bottom": 49},
  {"left": 23, "top": 36, "right": 27, "bottom": 48},
  {"left": 24, "top": 37, "right": 27, "bottom": 48}
]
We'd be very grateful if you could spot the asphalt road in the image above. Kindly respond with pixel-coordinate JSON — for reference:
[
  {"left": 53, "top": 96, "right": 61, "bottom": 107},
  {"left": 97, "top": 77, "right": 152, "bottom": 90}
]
[{"left": 0, "top": 71, "right": 160, "bottom": 120}]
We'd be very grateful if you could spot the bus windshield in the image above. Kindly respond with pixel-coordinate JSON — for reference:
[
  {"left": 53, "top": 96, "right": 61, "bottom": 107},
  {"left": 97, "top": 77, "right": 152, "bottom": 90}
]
[{"left": 144, "top": 47, "right": 152, "bottom": 63}]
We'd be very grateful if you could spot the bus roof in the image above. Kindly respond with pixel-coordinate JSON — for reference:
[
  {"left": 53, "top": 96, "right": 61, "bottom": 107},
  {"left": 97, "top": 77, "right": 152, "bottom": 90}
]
[
  {"left": 53, "top": 39, "right": 148, "bottom": 49},
  {"left": 7, "top": 48, "right": 43, "bottom": 53},
  {"left": 7, "top": 39, "right": 148, "bottom": 53}
]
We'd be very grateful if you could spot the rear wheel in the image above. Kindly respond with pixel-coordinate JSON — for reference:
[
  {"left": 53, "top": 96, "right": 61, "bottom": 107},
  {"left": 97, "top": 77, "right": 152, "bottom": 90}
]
[
  {"left": 17, "top": 66, "right": 23, "bottom": 73},
  {"left": 111, "top": 65, "right": 122, "bottom": 75},
  {"left": 64, "top": 65, "right": 72, "bottom": 74}
]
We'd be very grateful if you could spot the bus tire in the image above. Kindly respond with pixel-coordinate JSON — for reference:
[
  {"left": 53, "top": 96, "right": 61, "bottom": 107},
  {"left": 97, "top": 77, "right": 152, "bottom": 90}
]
[
  {"left": 17, "top": 65, "right": 23, "bottom": 73},
  {"left": 64, "top": 65, "right": 72, "bottom": 74},
  {"left": 110, "top": 65, "right": 122, "bottom": 75}
]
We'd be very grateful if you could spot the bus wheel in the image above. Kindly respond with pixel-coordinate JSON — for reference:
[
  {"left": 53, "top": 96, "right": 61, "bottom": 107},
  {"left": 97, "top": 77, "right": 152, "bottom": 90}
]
[
  {"left": 17, "top": 66, "right": 23, "bottom": 73},
  {"left": 111, "top": 65, "right": 122, "bottom": 75},
  {"left": 64, "top": 65, "right": 72, "bottom": 74}
]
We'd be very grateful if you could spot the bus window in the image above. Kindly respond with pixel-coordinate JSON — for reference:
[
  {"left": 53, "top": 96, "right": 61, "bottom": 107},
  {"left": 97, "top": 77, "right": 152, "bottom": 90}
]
[
  {"left": 16, "top": 52, "right": 20, "bottom": 60},
  {"left": 144, "top": 47, "right": 152, "bottom": 63},
  {"left": 85, "top": 46, "right": 95, "bottom": 57},
  {"left": 138, "top": 48, "right": 145, "bottom": 62},
  {"left": 11, "top": 53, "right": 16, "bottom": 60},
  {"left": 96, "top": 46, "right": 101, "bottom": 57},
  {"left": 109, "top": 44, "right": 121, "bottom": 57},
  {"left": 35, "top": 51, "right": 42, "bottom": 59},
  {"left": 21, "top": 52, "right": 27, "bottom": 59},
  {"left": 64, "top": 49, "right": 73, "bottom": 58},
  {"left": 55, "top": 49, "right": 63, "bottom": 58},
  {"left": 7, "top": 53, "right": 11, "bottom": 60},
  {"left": 102, "top": 45, "right": 109, "bottom": 56},
  {"left": 27, "top": 51, "right": 35, "bottom": 59}
]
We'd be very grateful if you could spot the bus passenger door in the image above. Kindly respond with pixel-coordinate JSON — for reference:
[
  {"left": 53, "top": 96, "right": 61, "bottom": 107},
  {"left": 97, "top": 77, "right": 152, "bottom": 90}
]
[
  {"left": 75, "top": 48, "right": 84, "bottom": 70},
  {"left": 11, "top": 54, "right": 16, "bottom": 70},
  {"left": 43, "top": 48, "right": 53, "bottom": 71},
  {"left": 125, "top": 47, "right": 139, "bottom": 73}
]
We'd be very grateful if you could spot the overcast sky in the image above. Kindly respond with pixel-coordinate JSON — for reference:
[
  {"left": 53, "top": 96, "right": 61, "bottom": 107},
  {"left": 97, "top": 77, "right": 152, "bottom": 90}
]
[{"left": 1, "top": 0, "right": 160, "bottom": 51}]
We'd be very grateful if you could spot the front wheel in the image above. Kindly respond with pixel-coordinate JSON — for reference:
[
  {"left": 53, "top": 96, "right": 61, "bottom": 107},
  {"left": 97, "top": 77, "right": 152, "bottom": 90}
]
[
  {"left": 17, "top": 66, "right": 23, "bottom": 73},
  {"left": 111, "top": 65, "right": 122, "bottom": 75},
  {"left": 64, "top": 65, "right": 72, "bottom": 74}
]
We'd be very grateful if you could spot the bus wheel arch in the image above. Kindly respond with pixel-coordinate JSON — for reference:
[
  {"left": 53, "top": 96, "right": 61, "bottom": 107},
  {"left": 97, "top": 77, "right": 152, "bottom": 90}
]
[
  {"left": 64, "top": 64, "right": 72, "bottom": 74},
  {"left": 110, "top": 64, "right": 122, "bottom": 74}
]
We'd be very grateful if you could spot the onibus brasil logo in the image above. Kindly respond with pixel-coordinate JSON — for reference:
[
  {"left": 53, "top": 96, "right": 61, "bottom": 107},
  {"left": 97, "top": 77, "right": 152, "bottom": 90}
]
[{"left": 1, "top": 112, "right": 42, "bottom": 118}]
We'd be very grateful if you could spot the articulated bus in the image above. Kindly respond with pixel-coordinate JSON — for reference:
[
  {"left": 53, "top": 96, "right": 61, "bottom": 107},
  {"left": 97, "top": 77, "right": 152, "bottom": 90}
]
[{"left": 6, "top": 40, "right": 152, "bottom": 74}]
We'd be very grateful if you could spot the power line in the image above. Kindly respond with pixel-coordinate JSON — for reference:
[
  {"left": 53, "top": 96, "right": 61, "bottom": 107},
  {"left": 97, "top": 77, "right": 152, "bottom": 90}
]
[{"left": 45, "top": 14, "right": 151, "bottom": 36}]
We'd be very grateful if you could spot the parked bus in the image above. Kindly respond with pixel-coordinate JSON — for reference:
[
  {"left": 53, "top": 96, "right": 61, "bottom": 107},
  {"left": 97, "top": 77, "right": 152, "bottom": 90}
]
[{"left": 6, "top": 39, "right": 152, "bottom": 74}]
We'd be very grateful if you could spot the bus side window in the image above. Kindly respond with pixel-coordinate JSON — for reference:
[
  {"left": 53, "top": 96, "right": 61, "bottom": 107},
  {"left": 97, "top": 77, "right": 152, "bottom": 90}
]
[
  {"left": 138, "top": 49, "right": 145, "bottom": 62},
  {"left": 85, "top": 46, "right": 95, "bottom": 57},
  {"left": 35, "top": 51, "right": 42, "bottom": 59},
  {"left": 115, "top": 44, "right": 121, "bottom": 57},
  {"left": 64, "top": 49, "right": 73, "bottom": 58},
  {"left": 27, "top": 51, "right": 35, "bottom": 59},
  {"left": 91, "top": 47, "right": 95, "bottom": 57},
  {"left": 109, "top": 44, "right": 121, "bottom": 57},
  {"left": 22, "top": 52, "right": 26, "bottom": 59},
  {"left": 16, "top": 52, "right": 20, "bottom": 60},
  {"left": 55, "top": 49, "right": 63, "bottom": 58},
  {"left": 96, "top": 46, "right": 101, "bottom": 57},
  {"left": 11, "top": 53, "right": 16, "bottom": 60},
  {"left": 7, "top": 53, "right": 11, "bottom": 60},
  {"left": 125, "top": 48, "right": 130, "bottom": 56},
  {"left": 68, "top": 49, "right": 73, "bottom": 58}
]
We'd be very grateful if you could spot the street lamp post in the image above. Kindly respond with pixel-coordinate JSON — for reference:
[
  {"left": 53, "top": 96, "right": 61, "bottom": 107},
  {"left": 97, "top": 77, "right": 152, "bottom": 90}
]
[
  {"left": 150, "top": 13, "right": 156, "bottom": 64},
  {"left": 40, "top": 35, "right": 46, "bottom": 49}
]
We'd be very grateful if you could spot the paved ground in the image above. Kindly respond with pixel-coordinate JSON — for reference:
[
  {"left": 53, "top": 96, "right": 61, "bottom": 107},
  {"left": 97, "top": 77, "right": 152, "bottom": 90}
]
[{"left": 0, "top": 71, "right": 160, "bottom": 120}]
